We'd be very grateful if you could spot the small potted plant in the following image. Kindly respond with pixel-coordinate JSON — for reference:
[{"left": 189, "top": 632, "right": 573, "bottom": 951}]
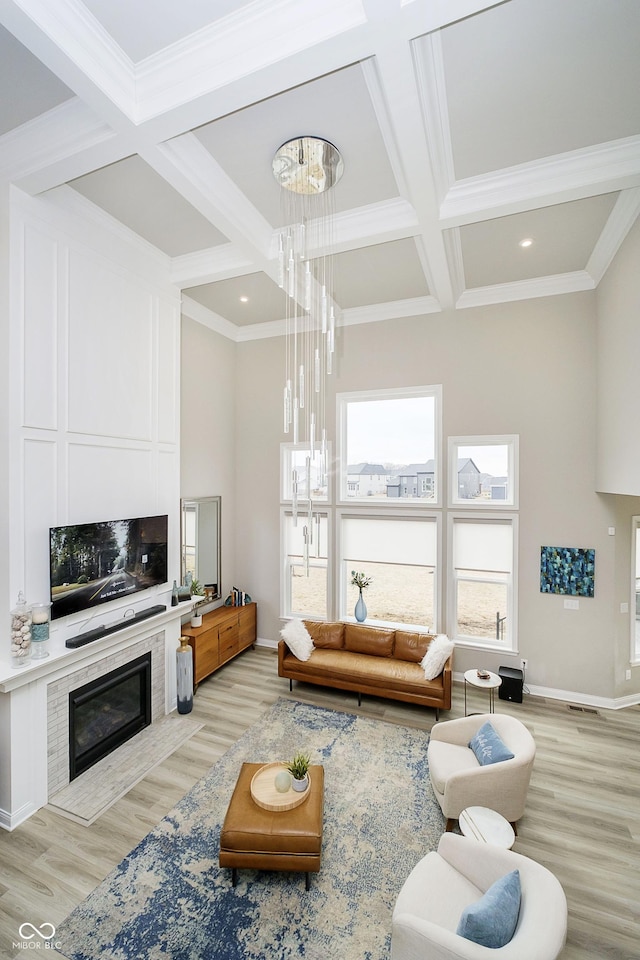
[
  {"left": 190, "top": 578, "right": 205, "bottom": 627},
  {"left": 287, "top": 751, "right": 311, "bottom": 792}
]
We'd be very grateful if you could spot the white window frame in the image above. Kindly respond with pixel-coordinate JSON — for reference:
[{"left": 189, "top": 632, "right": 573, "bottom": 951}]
[
  {"left": 337, "top": 385, "right": 442, "bottom": 507},
  {"left": 631, "top": 516, "right": 640, "bottom": 665},
  {"left": 448, "top": 435, "right": 519, "bottom": 508},
  {"left": 280, "top": 508, "right": 331, "bottom": 621},
  {"left": 280, "top": 442, "right": 331, "bottom": 503},
  {"left": 337, "top": 507, "right": 440, "bottom": 632},
  {"left": 447, "top": 513, "right": 518, "bottom": 653}
]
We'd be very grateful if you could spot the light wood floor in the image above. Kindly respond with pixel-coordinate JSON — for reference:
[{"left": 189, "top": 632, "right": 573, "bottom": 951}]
[{"left": 0, "top": 647, "right": 638, "bottom": 959}]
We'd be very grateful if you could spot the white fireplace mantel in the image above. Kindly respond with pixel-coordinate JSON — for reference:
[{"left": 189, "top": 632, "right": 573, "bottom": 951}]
[{"left": 0, "top": 599, "right": 198, "bottom": 831}]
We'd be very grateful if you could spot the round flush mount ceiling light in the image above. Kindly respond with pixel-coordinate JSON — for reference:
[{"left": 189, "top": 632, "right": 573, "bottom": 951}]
[
  {"left": 272, "top": 136, "right": 344, "bottom": 195},
  {"left": 239, "top": 296, "right": 249, "bottom": 302},
  {"left": 519, "top": 238, "right": 534, "bottom": 248}
]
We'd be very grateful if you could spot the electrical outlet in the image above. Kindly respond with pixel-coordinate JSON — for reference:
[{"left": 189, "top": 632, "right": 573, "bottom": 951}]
[{"left": 521, "top": 658, "right": 528, "bottom": 672}]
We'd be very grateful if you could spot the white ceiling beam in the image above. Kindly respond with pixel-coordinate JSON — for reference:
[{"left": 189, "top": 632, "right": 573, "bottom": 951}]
[
  {"left": 360, "top": 14, "right": 454, "bottom": 307},
  {"left": 440, "top": 136, "right": 640, "bottom": 227},
  {"left": 456, "top": 270, "right": 595, "bottom": 309},
  {"left": 142, "top": 133, "right": 274, "bottom": 271}
]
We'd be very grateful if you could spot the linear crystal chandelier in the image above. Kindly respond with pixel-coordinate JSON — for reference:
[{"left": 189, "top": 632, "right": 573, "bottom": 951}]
[{"left": 272, "top": 136, "right": 343, "bottom": 571}]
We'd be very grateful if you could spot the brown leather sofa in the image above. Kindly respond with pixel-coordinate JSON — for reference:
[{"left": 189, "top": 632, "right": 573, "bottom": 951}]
[{"left": 278, "top": 621, "right": 452, "bottom": 717}]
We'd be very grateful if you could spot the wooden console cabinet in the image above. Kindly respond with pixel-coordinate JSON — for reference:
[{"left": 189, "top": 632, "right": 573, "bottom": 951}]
[{"left": 182, "top": 603, "right": 257, "bottom": 688}]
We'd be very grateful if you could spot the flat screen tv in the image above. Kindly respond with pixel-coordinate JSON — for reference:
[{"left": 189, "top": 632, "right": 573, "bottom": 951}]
[{"left": 49, "top": 515, "right": 168, "bottom": 621}]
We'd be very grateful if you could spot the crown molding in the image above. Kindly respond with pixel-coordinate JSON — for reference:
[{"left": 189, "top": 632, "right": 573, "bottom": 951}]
[
  {"left": 342, "top": 296, "right": 441, "bottom": 325},
  {"left": 134, "top": 0, "right": 367, "bottom": 123},
  {"left": 456, "top": 270, "right": 596, "bottom": 309},
  {"left": 441, "top": 136, "right": 640, "bottom": 228},
  {"left": 0, "top": 98, "right": 116, "bottom": 186},
  {"left": 170, "top": 244, "right": 254, "bottom": 288},
  {"left": 412, "top": 31, "right": 454, "bottom": 205},
  {"left": 586, "top": 187, "right": 640, "bottom": 284},
  {"left": 181, "top": 295, "right": 240, "bottom": 341}
]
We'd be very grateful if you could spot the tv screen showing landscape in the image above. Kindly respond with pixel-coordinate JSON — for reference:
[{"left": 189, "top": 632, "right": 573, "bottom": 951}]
[{"left": 50, "top": 515, "right": 168, "bottom": 621}]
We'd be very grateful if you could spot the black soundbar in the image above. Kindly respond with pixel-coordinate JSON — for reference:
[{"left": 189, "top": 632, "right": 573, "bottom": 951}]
[{"left": 65, "top": 604, "right": 167, "bottom": 648}]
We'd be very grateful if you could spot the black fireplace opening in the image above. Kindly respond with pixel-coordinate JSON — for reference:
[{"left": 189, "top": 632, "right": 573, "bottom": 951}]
[{"left": 69, "top": 652, "right": 152, "bottom": 781}]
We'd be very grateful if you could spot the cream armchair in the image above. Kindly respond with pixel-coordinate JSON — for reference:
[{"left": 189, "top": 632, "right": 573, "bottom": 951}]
[
  {"left": 392, "top": 833, "right": 567, "bottom": 960},
  {"left": 428, "top": 714, "right": 536, "bottom": 831}
]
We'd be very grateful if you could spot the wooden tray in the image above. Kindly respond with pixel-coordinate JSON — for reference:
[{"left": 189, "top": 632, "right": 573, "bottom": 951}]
[{"left": 250, "top": 761, "right": 310, "bottom": 811}]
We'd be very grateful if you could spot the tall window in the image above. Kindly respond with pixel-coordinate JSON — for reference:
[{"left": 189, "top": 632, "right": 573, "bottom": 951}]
[
  {"left": 449, "top": 516, "right": 516, "bottom": 649},
  {"left": 340, "top": 515, "right": 437, "bottom": 629},
  {"left": 282, "top": 511, "right": 328, "bottom": 619},
  {"left": 339, "top": 387, "right": 441, "bottom": 504}
]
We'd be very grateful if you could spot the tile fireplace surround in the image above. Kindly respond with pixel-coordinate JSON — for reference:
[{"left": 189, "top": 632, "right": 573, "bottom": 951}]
[{"left": 0, "top": 602, "right": 195, "bottom": 831}]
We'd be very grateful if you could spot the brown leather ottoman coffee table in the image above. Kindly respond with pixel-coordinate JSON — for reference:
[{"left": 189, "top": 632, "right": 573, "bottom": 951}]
[{"left": 219, "top": 762, "right": 324, "bottom": 890}]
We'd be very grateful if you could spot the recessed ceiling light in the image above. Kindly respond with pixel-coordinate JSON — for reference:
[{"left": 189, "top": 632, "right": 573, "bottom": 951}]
[
  {"left": 519, "top": 238, "right": 534, "bottom": 248},
  {"left": 239, "top": 296, "right": 249, "bottom": 302}
]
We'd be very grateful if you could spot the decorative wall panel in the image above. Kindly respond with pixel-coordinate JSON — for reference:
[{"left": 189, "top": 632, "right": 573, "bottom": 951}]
[
  {"left": 23, "top": 224, "right": 58, "bottom": 430},
  {"left": 67, "top": 249, "right": 153, "bottom": 440}
]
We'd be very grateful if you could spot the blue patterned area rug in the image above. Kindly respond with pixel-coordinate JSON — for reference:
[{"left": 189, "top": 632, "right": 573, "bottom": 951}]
[{"left": 55, "top": 699, "right": 444, "bottom": 960}]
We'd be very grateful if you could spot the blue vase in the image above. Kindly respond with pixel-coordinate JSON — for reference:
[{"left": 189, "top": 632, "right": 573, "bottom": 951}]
[{"left": 355, "top": 589, "right": 367, "bottom": 623}]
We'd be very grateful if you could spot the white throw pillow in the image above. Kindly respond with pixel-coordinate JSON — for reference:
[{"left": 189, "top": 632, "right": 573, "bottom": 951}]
[
  {"left": 421, "top": 634, "right": 454, "bottom": 680},
  {"left": 280, "top": 619, "right": 314, "bottom": 661}
]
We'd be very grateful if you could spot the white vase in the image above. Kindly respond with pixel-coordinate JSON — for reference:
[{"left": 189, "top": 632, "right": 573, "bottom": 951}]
[
  {"left": 291, "top": 774, "right": 308, "bottom": 792},
  {"left": 191, "top": 613, "right": 202, "bottom": 627}
]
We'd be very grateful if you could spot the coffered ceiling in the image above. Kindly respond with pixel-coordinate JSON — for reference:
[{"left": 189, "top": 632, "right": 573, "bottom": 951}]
[{"left": 1, "top": 0, "right": 639, "bottom": 339}]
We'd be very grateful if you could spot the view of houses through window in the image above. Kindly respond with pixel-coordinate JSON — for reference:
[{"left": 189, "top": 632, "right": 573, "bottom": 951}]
[{"left": 281, "top": 386, "right": 518, "bottom": 650}]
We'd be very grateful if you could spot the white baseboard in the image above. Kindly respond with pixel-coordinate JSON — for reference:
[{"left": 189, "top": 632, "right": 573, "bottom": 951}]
[{"left": 0, "top": 800, "right": 38, "bottom": 832}]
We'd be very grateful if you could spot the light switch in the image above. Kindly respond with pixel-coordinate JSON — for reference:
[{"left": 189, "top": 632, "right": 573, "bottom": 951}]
[{"left": 564, "top": 598, "right": 579, "bottom": 610}]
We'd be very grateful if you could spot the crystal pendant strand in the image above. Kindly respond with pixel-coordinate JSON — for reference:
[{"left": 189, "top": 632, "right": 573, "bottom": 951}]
[{"left": 274, "top": 137, "right": 342, "bottom": 572}]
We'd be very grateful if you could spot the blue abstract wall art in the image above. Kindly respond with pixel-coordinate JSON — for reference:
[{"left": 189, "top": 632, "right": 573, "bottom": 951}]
[{"left": 540, "top": 545, "right": 595, "bottom": 597}]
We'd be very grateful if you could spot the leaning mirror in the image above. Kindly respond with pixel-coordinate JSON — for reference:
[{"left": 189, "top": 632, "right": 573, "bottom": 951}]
[{"left": 181, "top": 496, "right": 221, "bottom": 600}]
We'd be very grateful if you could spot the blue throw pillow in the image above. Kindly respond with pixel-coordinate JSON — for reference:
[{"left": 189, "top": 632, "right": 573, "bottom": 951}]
[
  {"left": 457, "top": 869, "right": 521, "bottom": 948},
  {"left": 469, "top": 721, "right": 515, "bottom": 765}
]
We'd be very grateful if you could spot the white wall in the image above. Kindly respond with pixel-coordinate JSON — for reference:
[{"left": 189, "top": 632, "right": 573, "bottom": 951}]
[
  {"left": 8, "top": 186, "right": 182, "bottom": 624},
  {"left": 234, "top": 292, "right": 640, "bottom": 705},
  {"left": 180, "top": 315, "right": 237, "bottom": 602},
  {"left": 596, "top": 216, "right": 640, "bottom": 495}
]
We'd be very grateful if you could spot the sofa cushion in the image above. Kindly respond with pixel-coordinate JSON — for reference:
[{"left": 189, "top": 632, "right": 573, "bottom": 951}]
[
  {"left": 394, "top": 630, "right": 433, "bottom": 663},
  {"left": 344, "top": 624, "right": 395, "bottom": 657},
  {"left": 456, "top": 869, "right": 521, "bottom": 948},
  {"left": 303, "top": 621, "right": 345, "bottom": 649},
  {"left": 469, "top": 721, "right": 515, "bottom": 765},
  {"left": 283, "top": 648, "right": 445, "bottom": 696}
]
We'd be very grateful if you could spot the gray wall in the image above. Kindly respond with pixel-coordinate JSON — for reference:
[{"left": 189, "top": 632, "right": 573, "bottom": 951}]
[{"left": 181, "top": 235, "right": 640, "bottom": 705}]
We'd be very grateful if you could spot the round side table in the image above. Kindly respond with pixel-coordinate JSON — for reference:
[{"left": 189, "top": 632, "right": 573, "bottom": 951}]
[
  {"left": 459, "top": 805, "right": 515, "bottom": 849},
  {"left": 464, "top": 669, "right": 501, "bottom": 716}
]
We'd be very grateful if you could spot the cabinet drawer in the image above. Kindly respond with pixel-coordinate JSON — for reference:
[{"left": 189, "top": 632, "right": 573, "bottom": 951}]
[{"left": 219, "top": 620, "right": 239, "bottom": 661}]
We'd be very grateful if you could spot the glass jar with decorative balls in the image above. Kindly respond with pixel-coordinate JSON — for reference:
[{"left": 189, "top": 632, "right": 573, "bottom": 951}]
[{"left": 10, "top": 591, "right": 32, "bottom": 668}]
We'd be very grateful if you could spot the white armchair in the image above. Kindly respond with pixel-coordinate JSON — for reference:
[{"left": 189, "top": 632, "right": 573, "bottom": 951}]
[
  {"left": 428, "top": 713, "right": 536, "bottom": 831},
  {"left": 392, "top": 833, "right": 567, "bottom": 960}
]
